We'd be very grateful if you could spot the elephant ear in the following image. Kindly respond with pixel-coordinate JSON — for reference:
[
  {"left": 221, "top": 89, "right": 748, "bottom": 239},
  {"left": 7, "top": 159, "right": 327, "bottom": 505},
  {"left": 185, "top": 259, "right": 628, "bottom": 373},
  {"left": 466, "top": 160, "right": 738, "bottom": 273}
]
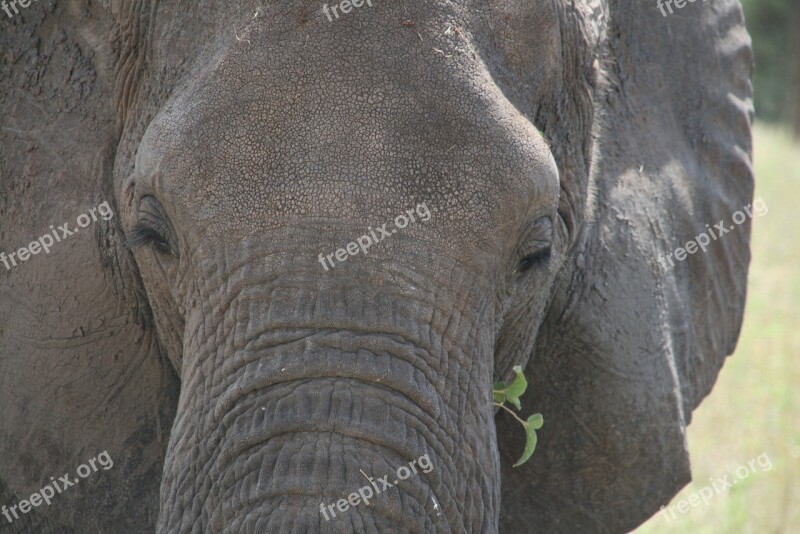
[
  {"left": 0, "top": 2, "right": 178, "bottom": 532},
  {"left": 498, "top": 0, "right": 754, "bottom": 532}
]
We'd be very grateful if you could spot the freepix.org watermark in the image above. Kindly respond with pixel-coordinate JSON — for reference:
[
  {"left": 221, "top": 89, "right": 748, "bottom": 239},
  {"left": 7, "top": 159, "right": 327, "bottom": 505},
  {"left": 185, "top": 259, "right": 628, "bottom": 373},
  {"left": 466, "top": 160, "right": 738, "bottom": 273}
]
[
  {"left": 1, "top": 0, "right": 40, "bottom": 19},
  {"left": 1, "top": 451, "right": 114, "bottom": 525},
  {"left": 657, "top": 198, "right": 767, "bottom": 271},
  {"left": 657, "top": 0, "right": 707, "bottom": 17},
  {"left": 0, "top": 201, "right": 114, "bottom": 272},
  {"left": 659, "top": 452, "right": 772, "bottom": 522},
  {"left": 318, "top": 203, "right": 431, "bottom": 271},
  {"left": 319, "top": 453, "right": 435, "bottom": 521},
  {"left": 322, "top": 0, "right": 373, "bottom": 22}
]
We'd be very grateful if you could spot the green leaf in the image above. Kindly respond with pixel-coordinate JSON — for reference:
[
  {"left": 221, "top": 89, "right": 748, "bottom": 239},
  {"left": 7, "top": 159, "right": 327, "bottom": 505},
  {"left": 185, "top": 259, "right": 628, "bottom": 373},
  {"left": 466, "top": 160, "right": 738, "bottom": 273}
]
[
  {"left": 504, "top": 366, "right": 528, "bottom": 410},
  {"left": 492, "top": 380, "right": 507, "bottom": 404},
  {"left": 493, "top": 389, "right": 506, "bottom": 404},
  {"left": 513, "top": 413, "right": 543, "bottom": 467},
  {"left": 528, "top": 413, "right": 544, "bottom": 429}
]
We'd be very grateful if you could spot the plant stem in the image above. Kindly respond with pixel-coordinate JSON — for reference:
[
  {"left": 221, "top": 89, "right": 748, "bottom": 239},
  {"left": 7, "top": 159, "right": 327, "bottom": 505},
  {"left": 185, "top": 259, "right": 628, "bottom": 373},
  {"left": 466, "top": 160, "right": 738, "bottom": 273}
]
[{"left": 493, "top": 402, "right": 527, "bottom": 426}]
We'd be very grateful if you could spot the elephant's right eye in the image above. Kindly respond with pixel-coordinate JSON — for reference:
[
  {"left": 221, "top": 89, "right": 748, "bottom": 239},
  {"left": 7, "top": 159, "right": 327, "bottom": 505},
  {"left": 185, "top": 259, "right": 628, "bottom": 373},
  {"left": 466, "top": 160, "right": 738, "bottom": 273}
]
[
  {"left": 128, "top": 196, "right": 178, "bottom": 257},
  {"left": 129, "top": 223, "right": 173, "bottom": 255}
]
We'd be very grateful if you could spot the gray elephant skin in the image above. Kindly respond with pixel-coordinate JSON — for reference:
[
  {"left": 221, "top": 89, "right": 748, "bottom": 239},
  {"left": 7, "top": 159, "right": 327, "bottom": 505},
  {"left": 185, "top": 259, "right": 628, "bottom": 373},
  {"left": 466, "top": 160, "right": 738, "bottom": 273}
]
[{"left": 0, "top": 0, "right": 754, "bottom": 532}]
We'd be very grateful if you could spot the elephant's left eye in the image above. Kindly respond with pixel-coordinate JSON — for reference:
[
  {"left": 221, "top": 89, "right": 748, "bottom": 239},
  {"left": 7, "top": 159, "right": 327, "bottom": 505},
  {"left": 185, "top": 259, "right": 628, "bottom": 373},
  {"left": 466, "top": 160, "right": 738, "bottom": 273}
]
[
  {"left": 518, "top": 244, "right": 551, "bottom": 273},
  {"left": 516, "top": 216, "right": 553, "bottom": 274}
]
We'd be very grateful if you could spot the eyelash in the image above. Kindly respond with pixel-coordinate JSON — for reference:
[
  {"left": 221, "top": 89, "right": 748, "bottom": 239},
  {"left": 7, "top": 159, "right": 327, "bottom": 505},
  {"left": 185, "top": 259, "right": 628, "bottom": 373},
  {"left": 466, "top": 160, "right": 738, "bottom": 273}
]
[
  {"left": 128, "top": 223, "right": 172, "bottom": 254},
  {"left": 517, "top": 246, "right": 552, "bottom": 273}
]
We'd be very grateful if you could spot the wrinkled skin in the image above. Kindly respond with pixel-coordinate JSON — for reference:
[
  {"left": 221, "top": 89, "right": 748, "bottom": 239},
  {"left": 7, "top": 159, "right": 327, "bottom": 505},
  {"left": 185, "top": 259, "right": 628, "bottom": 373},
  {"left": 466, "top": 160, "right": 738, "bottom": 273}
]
[{"left": 0, "top": 0, "right": 753, "bottom": 532}]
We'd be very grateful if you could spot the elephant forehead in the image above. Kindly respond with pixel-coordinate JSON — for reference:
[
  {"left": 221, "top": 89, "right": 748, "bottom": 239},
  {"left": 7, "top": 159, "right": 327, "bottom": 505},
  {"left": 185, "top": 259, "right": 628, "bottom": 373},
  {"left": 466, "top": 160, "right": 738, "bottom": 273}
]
[{"left": 132, "top": 0, "right": 560, "bottom": 244}]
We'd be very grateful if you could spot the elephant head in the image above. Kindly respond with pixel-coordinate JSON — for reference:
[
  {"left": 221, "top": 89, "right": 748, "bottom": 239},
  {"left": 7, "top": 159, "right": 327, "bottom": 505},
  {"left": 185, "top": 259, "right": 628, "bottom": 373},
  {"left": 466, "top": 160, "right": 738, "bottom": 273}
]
[{"left": 0, "top": 0, "right": 753, "bottom": 532}]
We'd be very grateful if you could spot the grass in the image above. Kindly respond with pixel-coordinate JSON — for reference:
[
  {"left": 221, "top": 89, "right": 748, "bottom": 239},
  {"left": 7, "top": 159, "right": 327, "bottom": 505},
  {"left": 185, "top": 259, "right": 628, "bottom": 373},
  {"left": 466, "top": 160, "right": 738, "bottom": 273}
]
[{"left": 636, "top": 123, "right": 800, "bottom": 533}]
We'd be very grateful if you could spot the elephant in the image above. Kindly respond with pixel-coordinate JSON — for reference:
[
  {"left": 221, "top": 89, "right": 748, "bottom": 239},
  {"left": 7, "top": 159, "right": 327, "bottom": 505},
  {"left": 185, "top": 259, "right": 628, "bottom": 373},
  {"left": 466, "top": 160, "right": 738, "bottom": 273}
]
[{"left": 0, "top": 0, "right": 754, "bottom": 532}]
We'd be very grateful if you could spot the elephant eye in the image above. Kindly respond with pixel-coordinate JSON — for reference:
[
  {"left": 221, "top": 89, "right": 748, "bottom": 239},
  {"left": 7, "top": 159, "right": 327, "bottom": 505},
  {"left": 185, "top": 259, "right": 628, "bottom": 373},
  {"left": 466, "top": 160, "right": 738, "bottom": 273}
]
[
  {"left": 128, "top": 196, "right": 178, "bottom": 257},
  {"left": 129, "top": 223, "right": 173, "bottom": 255},
  {"left": 518, "top": 244, "right": 552, "bottom": 273},
  {"left": 516, "top": 216, "right": 553, "bottom": 274}
]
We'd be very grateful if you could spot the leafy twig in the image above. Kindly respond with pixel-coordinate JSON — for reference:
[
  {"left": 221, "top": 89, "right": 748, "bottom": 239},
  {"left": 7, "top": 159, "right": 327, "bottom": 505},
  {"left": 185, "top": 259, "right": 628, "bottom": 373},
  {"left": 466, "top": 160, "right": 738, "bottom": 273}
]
[{"left": 492, "top": 365, "right": 544, "bottom": 467}]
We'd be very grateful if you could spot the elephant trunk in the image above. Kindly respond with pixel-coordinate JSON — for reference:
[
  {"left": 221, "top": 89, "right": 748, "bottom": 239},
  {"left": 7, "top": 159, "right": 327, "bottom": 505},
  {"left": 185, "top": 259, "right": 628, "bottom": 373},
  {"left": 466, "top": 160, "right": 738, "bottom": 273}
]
[{"left": 157, "top": 329, "right": 498, "bottom": 533}]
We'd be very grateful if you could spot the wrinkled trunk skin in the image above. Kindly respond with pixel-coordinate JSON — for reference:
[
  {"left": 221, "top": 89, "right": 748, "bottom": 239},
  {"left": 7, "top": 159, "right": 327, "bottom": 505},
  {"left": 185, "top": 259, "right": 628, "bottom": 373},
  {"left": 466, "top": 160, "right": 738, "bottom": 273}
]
[{"left": 156, "top": 246, "right": 499, "bottom": 533}]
